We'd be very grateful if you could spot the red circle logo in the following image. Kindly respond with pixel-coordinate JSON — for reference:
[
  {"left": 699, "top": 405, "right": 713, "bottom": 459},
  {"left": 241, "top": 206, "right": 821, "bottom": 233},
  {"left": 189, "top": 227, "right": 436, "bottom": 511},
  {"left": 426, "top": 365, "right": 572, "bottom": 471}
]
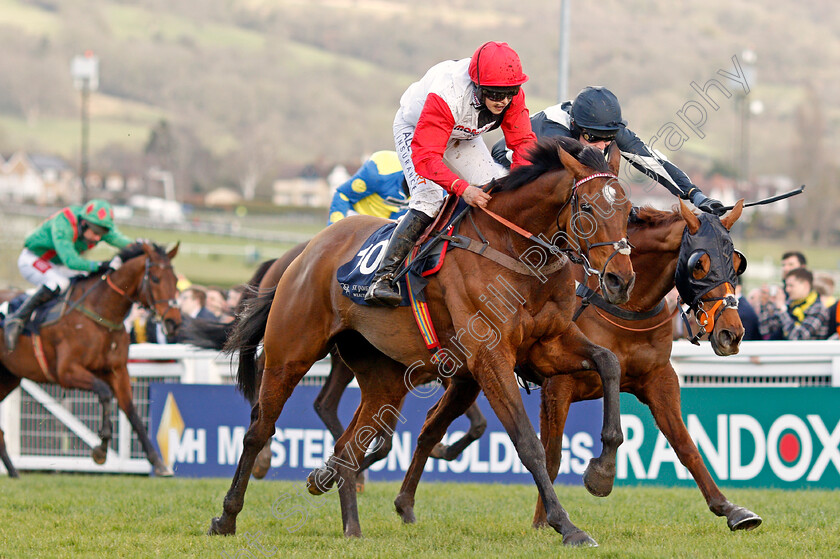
[{"left": 779, "top": 432, "right": 800, "bottom": 462}]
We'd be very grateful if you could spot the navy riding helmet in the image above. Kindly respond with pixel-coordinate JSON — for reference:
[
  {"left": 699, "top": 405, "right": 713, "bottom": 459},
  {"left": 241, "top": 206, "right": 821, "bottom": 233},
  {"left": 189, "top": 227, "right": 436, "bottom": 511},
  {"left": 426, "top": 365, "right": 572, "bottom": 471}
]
[{"left": 570, "top": 86, "right": 625, "bottom": 132}]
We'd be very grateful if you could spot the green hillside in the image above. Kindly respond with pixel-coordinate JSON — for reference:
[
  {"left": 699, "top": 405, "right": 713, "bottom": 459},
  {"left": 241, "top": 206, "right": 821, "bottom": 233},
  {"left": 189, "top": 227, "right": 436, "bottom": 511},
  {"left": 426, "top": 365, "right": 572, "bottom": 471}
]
[{"left": 0, "top": 0, "right": 838, "bottom": 199}]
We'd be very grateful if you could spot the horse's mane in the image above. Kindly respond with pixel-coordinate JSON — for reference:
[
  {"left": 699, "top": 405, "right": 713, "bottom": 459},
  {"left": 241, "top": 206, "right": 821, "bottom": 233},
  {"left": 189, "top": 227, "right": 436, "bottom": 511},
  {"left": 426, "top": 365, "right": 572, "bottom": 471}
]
[
  {"left": 629, "top": 205, "right": 685, "bottom": 227},
  {"left": 117, "top": 242, "right": 166, "bottom": 261},
  {"left": 494, "top": 136, "right": 610, "bottom": 193},
  {"left": 90, "top": 242, "right": 167, "bottom": 276}
]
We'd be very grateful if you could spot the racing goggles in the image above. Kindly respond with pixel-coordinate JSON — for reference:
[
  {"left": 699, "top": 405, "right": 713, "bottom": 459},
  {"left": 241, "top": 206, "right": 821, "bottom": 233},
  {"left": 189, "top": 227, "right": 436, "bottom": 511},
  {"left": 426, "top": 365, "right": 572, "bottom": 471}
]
[
  {"left": 481, "top": 86, "right": 520, "bottom": 102},
  {"left": 580, "top": 128, "right": 618, "bottom": 143}
]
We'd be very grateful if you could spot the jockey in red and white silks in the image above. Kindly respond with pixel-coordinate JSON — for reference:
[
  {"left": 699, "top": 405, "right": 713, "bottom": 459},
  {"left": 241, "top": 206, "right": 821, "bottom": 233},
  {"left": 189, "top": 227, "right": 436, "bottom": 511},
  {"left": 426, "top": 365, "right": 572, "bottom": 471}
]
[
  {"left": 366, "top": 41, "right": 536, "bottom": 306},
  {"left": 394, "top": 53, "right": 536, "bottom": 218}
]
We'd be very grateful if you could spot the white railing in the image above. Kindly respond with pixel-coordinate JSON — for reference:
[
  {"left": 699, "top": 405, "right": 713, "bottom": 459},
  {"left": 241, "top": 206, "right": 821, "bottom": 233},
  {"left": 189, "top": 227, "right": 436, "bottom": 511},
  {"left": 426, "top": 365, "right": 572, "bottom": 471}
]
[{"left": 1, "top": 341, "right": 839, "bottom": 475}]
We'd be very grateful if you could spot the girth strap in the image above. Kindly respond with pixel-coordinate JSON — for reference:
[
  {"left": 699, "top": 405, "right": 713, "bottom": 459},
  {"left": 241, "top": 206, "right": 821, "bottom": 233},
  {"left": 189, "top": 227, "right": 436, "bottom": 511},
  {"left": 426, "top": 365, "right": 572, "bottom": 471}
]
[{"left": 574, "top": 283, "right": 666, "bottom": 321}]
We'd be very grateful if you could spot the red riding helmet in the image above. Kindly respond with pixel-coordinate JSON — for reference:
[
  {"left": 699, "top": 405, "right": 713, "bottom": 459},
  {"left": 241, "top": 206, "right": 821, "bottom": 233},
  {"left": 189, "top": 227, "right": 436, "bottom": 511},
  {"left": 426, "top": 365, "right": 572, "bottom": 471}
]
[{"left": 468, "top": 41, "right": 528, "bottom": 87}]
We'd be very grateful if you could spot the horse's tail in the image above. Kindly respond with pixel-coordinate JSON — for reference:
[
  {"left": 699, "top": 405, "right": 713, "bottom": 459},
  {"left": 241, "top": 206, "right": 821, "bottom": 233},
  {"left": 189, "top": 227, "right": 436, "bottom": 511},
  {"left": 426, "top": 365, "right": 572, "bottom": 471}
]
[
  {"left": 239, "top": 258, "right": 278, "bottom": 307},
  {"left": 223, "top": 287, "right": 276, "bottom": 403}
]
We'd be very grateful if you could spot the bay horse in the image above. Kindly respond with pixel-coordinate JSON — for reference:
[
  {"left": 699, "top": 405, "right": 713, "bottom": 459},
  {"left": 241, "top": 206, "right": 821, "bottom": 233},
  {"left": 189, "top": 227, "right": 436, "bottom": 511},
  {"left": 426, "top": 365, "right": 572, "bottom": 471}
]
[
  {"left": 210, "top": 137, "right": 635, "bottom": 546},
  {"left": 389, "top": 200, "right": 762, "bottom": 532},
  {"left": 0, "top": 242, "right": 181, "bottom": 477},
  {"left": 182, "top": 246, "right": 489, "bottom": 482}
]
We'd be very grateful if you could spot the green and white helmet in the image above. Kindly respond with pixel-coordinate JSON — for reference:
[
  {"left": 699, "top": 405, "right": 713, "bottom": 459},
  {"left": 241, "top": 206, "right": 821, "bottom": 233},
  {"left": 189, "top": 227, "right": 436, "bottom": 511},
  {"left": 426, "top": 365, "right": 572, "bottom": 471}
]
[{"left": 81, "top": 199, "right": 116, "bottom": 232}]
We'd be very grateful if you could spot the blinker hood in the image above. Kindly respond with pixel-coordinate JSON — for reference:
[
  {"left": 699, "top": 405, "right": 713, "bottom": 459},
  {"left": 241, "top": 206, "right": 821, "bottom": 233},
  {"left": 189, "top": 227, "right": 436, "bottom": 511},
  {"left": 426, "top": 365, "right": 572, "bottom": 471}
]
[{"left": 674, "top": 213, "right": 737, "bottom": 309}]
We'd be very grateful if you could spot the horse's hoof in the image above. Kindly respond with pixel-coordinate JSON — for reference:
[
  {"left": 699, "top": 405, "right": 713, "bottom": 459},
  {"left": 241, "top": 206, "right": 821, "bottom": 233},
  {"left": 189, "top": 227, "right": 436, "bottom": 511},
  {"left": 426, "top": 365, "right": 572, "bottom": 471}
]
[
  {"left": 154, "top": 464, "right": 174, "bottom": 477},
  {"left": 344, "top": 524, "right": 363, "bottom": 538},
  {"left": 394, "top": 495, "right": 416, "bottom": 524},
  {"left": 207, "top": 516, "right": 235, "bottom": 536},
  {"left": 253, "top": 446, "right": 272, "bottom": 479},
  {"left": 429, "top": 443, "right": 449, "bottom": 460},
  {"left": 583, "top": 459, "right": 615, "bottom": 497},
  {"left": 563, "top": 530, "right": 598, "bottom": 547},
  {"left": 91, "top": 447, "right": 107, "bottom": 465},
  {"left": 728, "top": 507, "right": 762, "bottom": 531},
  {"left": 252, "top": 463, "right": 269, "bottom": 480},
  {"left": 306, "top": 467, "right": 335, "bottom": 495}
]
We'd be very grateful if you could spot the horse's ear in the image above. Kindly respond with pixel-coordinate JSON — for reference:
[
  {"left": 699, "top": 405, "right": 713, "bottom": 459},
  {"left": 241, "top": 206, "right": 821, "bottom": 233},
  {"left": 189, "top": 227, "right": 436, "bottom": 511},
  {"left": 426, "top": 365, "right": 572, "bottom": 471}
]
[
  {"left": 679, "top": 199, "right": 701, "bottom": 234},
  {"left": 141, "top": 242, "right": 155, "bottom": 258},
  {"left": 607, "top": 142, "right": 621, "bottom": 176},
  {"left": 558, "top": 145, "right": 585, "bottom": 177},
  {"left": 720, "top": 199, "right": 744, "bottom": 231},
  {"left": 167, "top": 241, "right": 180, "bottom": 260}
]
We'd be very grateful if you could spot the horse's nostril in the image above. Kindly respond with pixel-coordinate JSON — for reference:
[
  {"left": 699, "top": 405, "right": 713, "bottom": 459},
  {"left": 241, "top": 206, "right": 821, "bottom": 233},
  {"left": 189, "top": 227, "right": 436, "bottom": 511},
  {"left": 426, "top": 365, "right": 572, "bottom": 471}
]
[{"left": 603, "top": 273, "right": 622, "bottom": 292}]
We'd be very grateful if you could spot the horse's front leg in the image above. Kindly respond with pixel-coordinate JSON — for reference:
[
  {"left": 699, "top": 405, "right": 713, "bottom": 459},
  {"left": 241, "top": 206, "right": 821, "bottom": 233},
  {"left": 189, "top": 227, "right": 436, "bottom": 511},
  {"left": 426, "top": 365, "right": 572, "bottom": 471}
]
[
  {"left": 429, "top": 397, "right": 487, "bottom": 461},
  {"left": 531, "top": 324, "right": 622, "bottom": 498},
  {"left": 0, "top": 370, "right": 22, "bottom": 478},
  {"left": 475, "top": 347, "right": 597, "bottom": 547},
  {"left": 637, "top": 364, "right": 761, "bottom": 531},
  {"left": 107, "top": 362, "right": 172, "bottom": 476}
]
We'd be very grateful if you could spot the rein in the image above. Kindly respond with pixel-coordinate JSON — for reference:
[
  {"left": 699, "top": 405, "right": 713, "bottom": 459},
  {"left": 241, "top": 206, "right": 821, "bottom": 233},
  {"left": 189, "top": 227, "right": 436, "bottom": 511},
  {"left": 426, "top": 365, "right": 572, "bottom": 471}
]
[
  {"left": 66, "top": 256, "right": 177, "bottom": 332},
  {"left": 475, "top": 171, "right": 631, "bottom": 279}
]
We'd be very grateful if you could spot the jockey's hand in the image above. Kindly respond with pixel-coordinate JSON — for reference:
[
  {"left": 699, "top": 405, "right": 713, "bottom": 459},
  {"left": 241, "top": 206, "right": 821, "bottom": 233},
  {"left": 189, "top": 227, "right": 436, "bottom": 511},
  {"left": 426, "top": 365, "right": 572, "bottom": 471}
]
[
  {"left": 697, "top": 197, "right": 726, "bottom": 216},
  {"left": 462, "top": 185, "right": 492, "bottom": 208},
  {"left": 109, "top": 256, "right": 123, "bottom": 270}
]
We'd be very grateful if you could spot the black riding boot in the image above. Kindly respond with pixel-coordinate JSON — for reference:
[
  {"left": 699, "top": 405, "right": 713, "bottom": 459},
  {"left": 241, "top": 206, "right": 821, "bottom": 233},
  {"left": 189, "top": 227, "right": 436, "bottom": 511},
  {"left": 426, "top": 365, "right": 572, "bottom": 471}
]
[
  {"left": 4, "top": 285, "right": 58, "bottom": 352},
  {"left": 364, "top": 209, "right": 434, "bottom": 307}
]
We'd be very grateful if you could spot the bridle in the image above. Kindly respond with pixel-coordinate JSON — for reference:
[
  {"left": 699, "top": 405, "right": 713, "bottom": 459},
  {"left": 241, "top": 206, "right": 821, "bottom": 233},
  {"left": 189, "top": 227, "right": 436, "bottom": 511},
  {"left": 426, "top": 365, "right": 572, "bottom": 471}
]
[
  {"left": 105, "top": 256, "right": 179, "bottom": 329},
  {"left": 555, "top": 172, "right": 632, "bottom": 285},
  {"left": 680, "top": 282, "right": 739, "bottom": 345}
]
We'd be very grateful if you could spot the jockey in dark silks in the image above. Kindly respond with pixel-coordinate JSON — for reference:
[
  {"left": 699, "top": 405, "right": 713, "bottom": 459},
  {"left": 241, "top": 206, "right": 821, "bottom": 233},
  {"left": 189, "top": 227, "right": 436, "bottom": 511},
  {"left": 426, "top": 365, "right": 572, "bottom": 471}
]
[
  {"left": 4, "top": 199, "right": 132, "bottom": 351},
  {"left": 491, "top": 86, "right": 727, "bottom": 216},
  {"left": 365, "top": 41, "right": 537, "bottom": 307}
]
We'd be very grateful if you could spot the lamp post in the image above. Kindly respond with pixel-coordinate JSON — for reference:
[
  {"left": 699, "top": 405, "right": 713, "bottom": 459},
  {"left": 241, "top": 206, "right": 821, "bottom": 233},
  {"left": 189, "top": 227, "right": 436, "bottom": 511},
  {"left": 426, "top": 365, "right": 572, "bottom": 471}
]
[
  {"left": 738, "top": 50, "right": 757, "bottom": 186},
  {"left": 71, "top": 51, "right": 99, "bottom": 202},
  {"left": 557, "top": 0, "right": 571, "bottom": 102}
]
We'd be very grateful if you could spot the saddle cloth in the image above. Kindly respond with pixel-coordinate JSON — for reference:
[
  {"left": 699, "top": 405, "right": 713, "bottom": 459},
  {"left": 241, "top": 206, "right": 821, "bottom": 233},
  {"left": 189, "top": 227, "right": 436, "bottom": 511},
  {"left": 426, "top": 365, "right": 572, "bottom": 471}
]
[{"left": 336, "top": 222, "right": 450, "bottom": 307}]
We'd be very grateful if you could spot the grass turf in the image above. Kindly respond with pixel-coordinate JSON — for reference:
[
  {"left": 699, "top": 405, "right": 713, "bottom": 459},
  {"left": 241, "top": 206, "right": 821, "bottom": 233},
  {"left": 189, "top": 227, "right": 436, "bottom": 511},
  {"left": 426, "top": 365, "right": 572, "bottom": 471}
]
[{"left": 0, "top": 474, "right": 837, "bottom": 558}]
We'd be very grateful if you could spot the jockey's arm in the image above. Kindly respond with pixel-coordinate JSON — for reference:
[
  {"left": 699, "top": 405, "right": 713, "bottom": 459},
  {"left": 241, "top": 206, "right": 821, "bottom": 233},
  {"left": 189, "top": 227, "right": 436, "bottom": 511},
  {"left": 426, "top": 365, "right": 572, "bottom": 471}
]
[
  {"left": 615, "top": 127, "right": 710, "bottom": 207},
  {"left": 102, "top": 227, "right": 133, "bottom": 250},
  {"left": 50, "top": 220, "right": 101, "bottom": 273}
]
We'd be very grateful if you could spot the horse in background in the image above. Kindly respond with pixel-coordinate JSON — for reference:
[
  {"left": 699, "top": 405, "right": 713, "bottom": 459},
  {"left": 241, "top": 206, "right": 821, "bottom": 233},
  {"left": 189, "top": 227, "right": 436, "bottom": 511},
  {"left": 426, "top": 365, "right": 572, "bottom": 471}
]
[{"left": 0, "top": 242, "right": 181, "bottom": 477}]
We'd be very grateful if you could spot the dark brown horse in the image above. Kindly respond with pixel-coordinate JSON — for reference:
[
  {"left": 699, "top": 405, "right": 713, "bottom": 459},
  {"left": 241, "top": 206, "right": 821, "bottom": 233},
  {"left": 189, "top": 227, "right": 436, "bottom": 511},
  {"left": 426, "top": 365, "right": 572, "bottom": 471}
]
[
  {"left": 389, "top": 200, "right": 762, "bottom": 532},
  {"left": 210, "top": 137, "right": 635, "bottom": 546},
  {"left": 0, "top": 242, "right": 181, "bottom": 477}
]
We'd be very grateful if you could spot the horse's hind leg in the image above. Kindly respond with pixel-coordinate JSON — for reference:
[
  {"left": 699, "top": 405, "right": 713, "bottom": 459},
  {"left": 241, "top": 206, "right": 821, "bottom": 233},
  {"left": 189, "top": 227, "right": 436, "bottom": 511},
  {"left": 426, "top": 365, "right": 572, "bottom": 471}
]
[
  {"left": 429, "top": 399, "right": 486, "bottom": 461},
  {"left": 89, "top": 378, "right": 115, "bottom": 465},
  {"left": 314, "top": 350, "right": 355, "bottom": 441},
  {"left": 394, "top": 376, "right": 481, "bottom": 524},
  {"left": 0, "top": 368, "right": 21, "bottom": 478},
  {"left": 533, "top": 373, "right": 575, "bottom": 528},
  {"left": 209, "top": 338, "right": 323, "bottom": 536},
  {"left": 107, "top": 363, "right": 171, "bottom": 476},
  {"left": 638, "top": 364, "right": 761, "bottom": 531}
]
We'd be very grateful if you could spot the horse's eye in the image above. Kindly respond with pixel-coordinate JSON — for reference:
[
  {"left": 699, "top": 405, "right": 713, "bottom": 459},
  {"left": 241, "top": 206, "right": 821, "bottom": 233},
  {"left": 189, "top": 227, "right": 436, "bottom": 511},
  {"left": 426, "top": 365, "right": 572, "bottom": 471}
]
[
  {"left": 150, "top": 275, "right": 161, "bottom": 284},
  {"left": 581, "top": 203, "right": 593, "bottom": 213}
]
